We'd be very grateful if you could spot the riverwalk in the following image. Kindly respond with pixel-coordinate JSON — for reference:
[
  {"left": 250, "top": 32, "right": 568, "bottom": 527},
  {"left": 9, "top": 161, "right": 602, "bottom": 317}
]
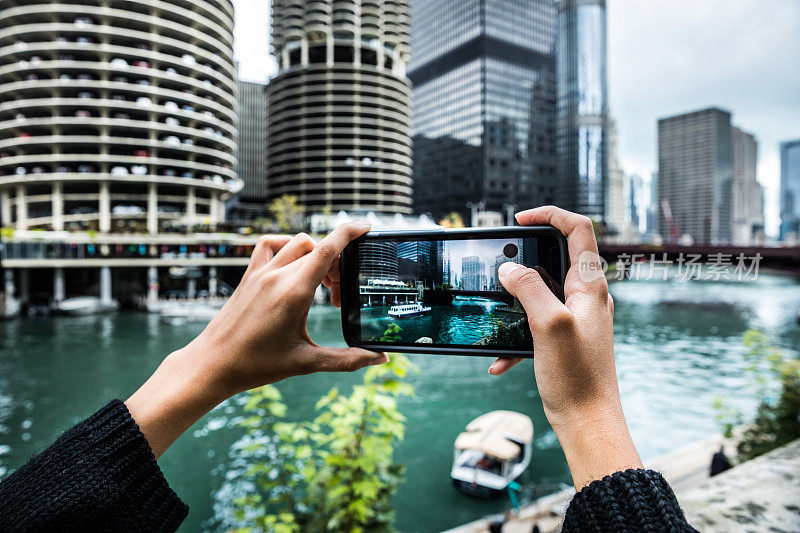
[{"left": 445, "top": 432, "right": 738, "bottom": 533}]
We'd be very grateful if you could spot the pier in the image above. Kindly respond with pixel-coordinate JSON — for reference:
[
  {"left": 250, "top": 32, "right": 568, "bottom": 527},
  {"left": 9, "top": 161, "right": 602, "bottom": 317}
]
[{"left": 0, "top": 230, "right": 259, "bottom": 316}]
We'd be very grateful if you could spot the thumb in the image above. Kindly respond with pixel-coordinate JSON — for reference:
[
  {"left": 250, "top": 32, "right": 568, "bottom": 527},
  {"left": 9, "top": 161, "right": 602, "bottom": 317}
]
[
  {"left": 498, "top": 262, "right": 565, "bottom": 330},
  {"left": 313, "top": 347, "right": 389, "bottom": 373}
]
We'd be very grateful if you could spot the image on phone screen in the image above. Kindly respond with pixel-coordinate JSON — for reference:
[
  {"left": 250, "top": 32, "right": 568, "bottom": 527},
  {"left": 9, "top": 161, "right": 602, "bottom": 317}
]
[{"left": 349, "top": 233, "right": 565, "bottom": 351}]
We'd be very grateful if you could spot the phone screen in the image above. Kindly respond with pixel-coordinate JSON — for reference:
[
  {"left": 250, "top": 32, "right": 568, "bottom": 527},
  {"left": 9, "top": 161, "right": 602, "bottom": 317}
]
[{"left": 344, "top": 228, "right": 566, "bottom": 354}]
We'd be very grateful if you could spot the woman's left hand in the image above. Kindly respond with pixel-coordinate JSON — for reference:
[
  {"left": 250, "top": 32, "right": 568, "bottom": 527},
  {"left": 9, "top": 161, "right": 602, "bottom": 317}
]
[
  {"left": 126, "top": 223, "right": 386, "bottom": 458},
  {"left": 185, "top": 222, "right": 387, "bottom": 393}
]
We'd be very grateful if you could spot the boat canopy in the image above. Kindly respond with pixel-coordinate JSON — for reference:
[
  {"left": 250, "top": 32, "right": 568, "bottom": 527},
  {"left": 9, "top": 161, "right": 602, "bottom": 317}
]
[{"left": 454, "top": 410, "right": 533, "bottom": 460}]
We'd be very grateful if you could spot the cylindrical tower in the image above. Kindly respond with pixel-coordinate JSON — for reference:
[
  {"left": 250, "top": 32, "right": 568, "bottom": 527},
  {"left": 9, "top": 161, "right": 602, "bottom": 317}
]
[
  {"left": 267, "top": 0, "right": 413, "bottom": 215},
  {"left": 0, "top": 0, "right": 240, "bottom": 234}
]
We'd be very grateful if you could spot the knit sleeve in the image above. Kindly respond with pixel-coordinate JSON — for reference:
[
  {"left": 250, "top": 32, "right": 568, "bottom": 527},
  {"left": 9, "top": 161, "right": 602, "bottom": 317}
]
[
  {"left": 562, "top": 469, "right": 698, "bottom": 532},
  {"left": 0, "top": 400, "right": 188, "bottom": 533}
]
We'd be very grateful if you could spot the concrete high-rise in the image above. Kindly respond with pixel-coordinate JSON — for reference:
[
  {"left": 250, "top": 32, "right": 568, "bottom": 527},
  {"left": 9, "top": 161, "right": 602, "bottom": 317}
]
[
  {"left": 229, "top": 80, "right": 268, "bottom": 222},
  {"left": 266, "top": 0, "right": 413, "bottom": 215},
  {"left": 657, "top": 107, "right": 763, "bottom": 245},
  {"left": 556, "top": 0, "right": 608, "bottom": 220},
  {"left": 779, "top": 139, "right": 800, "bottom": 241},
  {"left": 0, "top": 0, "right": 239, "bottom": 233},
  {"left": 461, "top": 255, "right": 486, "bottom": 291},
  {"left": 658, "top": 108, "right": 732, "bottom": 244},
  {"left": 731, "top": 127, "right": 764, "bottom": 244},
  {"left": 409, "top": 0, "right": 558, "bottom": 223}
]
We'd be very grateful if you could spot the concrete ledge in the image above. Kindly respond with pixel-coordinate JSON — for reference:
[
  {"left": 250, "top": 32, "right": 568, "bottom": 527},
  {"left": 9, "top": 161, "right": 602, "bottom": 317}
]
[{"left": 680, "top": 439, "right": 800, "bottom": 532}]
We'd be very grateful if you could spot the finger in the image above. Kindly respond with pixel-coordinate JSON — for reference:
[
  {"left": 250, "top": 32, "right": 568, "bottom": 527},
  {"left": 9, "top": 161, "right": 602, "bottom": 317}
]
[
  {"left": 329, "top": 283, "right": 341, "bottom": 308},
  {"left": 488, "top": 357, "right": 524, "bottom": 375},
  {"left": 607, "top": 293, "right": 615, "bottom": 319},
  {"left": 301, "top": 222, "right": 371, "bottom": 284},
  {"left": 498, "top": 262, "right": 566, "bottom": 333},
  {"left": 326, "top": 254, "right": 341, "bottom": 283},
  {"left": 515, "top": 205, "right": 598, "bottom": 268},
  {"left": 269, "top": 232, "right": 316, "bottom": 270},
  {"left": 533, "top": 265, "right": 564, "bottom": 302},
  {"left": 515, "top": 206, "right": 608, "bottom": 300},
  {"left": 313, "top": 347, "right": 388, "bottom": 373},
  {"left": 247, "top": 235, "right": 293, "bottom": 271}
]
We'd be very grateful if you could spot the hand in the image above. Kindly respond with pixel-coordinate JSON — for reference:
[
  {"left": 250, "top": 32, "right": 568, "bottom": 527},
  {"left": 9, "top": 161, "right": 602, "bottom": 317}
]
[
  {"left": 185, "top": 223, "right": 387, "bottom": 392},
  {"left": 492, "top": 206, "right": 642, "bottom": 487},
  {"left": 126, "top": 223, "right": 387, "bottom": 458}
]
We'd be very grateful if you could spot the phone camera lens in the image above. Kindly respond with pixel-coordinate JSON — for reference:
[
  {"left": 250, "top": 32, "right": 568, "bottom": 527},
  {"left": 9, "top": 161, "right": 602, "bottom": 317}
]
[{"left": 503, "top": 243, "right": 518, "bottom": 259}]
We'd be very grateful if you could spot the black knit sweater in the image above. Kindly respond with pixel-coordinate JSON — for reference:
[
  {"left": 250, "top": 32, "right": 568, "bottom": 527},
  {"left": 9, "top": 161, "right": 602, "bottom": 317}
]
[{"left": 0, "top": 401, "right": 698, "bottom": 532}]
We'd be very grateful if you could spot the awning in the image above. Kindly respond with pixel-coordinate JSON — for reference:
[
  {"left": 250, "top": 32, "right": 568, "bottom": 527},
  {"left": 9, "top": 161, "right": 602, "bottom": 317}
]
[{"left": 454, "top": 410, "right": 534, "bottom": 460}]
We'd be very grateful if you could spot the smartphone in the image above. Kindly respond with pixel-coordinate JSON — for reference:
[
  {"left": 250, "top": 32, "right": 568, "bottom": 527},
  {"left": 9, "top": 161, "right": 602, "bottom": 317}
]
[{"left": 340, "top": 226, "right": 569, "bottom": 357}]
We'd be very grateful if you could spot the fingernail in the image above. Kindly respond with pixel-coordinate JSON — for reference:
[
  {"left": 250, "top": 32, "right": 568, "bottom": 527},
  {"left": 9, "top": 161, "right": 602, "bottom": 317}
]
[
  {"left": 368, "top": 354, "right": 389, "bottom": 366},
  {"left": 488, "top": 362, "right": 497, "bottom": 374},
  {"left": 353, "top": 222, "right": 371, "bottom": 231},
  {"left": 498, "top": 262, "right": 523, "bottom": 278}
]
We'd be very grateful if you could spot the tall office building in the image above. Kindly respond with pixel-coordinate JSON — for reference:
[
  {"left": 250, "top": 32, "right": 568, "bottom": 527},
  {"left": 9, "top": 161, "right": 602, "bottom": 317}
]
[
  {"left": 461, "top": 255, "right": 486, "bottom": 291},
  {"left": 779, "top": 139, "right": 800, "bottom": 241},
  {"left": 0, "top": 0, "right": 238, "bottom": 233},
  {"left": 731, "top": 127, "right": 763, "bottom": 244},
  {"left": 409, "top": 0, "right": 558, "bottom": 223},
  {"left": 556, "top": 0, "right": 608, "bottom": 220},
  {"left": 605, "top": 116, "right": 624, "bottom": 234},
  {"left": 644, "top": 172, "right": 659, "bottom": 241},
  {"left": 658, "top": 107, "right": 762, "bottom": 244},
  {"left": 229, "top": 80, "right": 268, "bottom": 222},
  {"left": 266, "top": 0, "right": 413, "bottom": 216},
  {"left": 397, "top": 240, "right": 441, "bottom": 287},
  {"left": 658, "top": 108, "right": 732, "bottom": 243},
  {"left": 625, "top": 173, "right": 643, "bottom": 234}
]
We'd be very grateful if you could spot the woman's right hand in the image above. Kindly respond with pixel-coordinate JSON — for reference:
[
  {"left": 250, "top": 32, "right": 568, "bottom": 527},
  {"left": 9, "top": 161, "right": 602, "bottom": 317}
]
[{"left": 493, "top": 206, "right": 642, "bottom": 488}]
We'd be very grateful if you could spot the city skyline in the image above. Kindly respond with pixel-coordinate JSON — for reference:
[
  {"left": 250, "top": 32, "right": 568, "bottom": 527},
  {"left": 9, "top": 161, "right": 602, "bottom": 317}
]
[{"left": 232, "top": 0, "right": 800, "bottom": 237}]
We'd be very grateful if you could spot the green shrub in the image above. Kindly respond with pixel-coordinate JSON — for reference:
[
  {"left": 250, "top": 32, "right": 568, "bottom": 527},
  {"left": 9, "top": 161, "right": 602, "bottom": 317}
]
[
  {"left": 714, "top": 330, "right": 800, "bottom": 461},
  {"left": 231, "top": 327, "right": 417, "bottom": 532}
]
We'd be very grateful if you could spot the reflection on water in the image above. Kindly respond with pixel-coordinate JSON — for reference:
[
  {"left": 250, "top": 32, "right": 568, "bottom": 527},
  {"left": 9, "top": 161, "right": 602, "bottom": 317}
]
[
  {"left": 0, "top": 274, "right": 799, "bottom": 532},
  {"left": 361, "top": 298, "right": 509, "bottom": 345}
]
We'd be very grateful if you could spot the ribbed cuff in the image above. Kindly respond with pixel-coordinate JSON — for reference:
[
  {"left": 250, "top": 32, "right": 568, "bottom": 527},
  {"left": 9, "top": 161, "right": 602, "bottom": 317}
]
[
  {"left": 563, "top": 469, "right": 696, "bottom": 532},
  {"left": 82, "top": 400, "right": 189, "bottom": 532}
]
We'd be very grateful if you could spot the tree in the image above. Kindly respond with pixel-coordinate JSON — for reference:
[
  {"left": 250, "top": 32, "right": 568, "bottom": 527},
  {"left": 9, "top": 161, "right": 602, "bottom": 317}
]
[
  {"left": 230, "top": 328, "right": 417, "bottom": 532},
  {"left": 713, "top": 329, "right": 800, "bottom": 461},
  {"left": 438, "top": 212, "right": 465, "bottom": 229},
  {"left": 269, "top": 195, "right": 304, "bottom": 233}
]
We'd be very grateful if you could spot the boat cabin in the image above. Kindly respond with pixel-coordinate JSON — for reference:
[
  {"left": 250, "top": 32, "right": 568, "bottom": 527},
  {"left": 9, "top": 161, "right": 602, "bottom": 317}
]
[{"left": 451, "top": 410, "right": 533, "bottom": 497}]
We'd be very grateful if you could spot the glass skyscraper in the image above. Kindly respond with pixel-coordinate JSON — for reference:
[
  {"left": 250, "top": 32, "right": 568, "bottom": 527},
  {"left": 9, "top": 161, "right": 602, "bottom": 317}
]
[
  {"left": 780, "top": 139, "right": 800, "bottom": 241},
  {"left": 556, "top": 0, "right": 608, "bottom": 219},
  {"left": 409, "top": 0, "right": 558, "bottom": 223}
]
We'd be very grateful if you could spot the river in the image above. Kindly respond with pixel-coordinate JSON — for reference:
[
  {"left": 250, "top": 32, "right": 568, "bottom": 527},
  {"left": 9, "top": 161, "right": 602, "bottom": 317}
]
[
  {"left": 360, "top": 298, "right": 521, "bottom": 345},
  {"left": 1, "top": 273, "right": 799, "bottom": 532}
]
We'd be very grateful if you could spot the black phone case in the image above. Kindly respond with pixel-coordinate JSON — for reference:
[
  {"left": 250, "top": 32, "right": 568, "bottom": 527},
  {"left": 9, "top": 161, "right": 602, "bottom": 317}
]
[{"left": 339, "top": 225, "right": 569, "bottom": 357}]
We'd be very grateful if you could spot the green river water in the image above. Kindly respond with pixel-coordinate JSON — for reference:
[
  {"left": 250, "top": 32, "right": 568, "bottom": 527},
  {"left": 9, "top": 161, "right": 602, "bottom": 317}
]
[{"left": 1, "top": 273, "right": 799, "bottom": 532}]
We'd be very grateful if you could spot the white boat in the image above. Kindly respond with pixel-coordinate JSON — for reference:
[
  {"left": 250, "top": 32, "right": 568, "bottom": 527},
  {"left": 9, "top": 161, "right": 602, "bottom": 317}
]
[
  {"left": 451, "top": 410, "right": 533, "bottom": 498},
  {"left": 159, "top": 302, "right": 220, "bottom": 324},
  {"left": 57, "top": 296, "right": 119, "bottom": 316},
  {"left": 387, "top": 302, "right": 431, "bottom": 318}
]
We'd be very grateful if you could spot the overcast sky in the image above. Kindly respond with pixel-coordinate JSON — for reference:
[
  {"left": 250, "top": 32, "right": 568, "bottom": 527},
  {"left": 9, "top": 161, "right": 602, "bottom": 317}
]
[{"left": 233, "top": 0, "right": 800, "bottom": 236}]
